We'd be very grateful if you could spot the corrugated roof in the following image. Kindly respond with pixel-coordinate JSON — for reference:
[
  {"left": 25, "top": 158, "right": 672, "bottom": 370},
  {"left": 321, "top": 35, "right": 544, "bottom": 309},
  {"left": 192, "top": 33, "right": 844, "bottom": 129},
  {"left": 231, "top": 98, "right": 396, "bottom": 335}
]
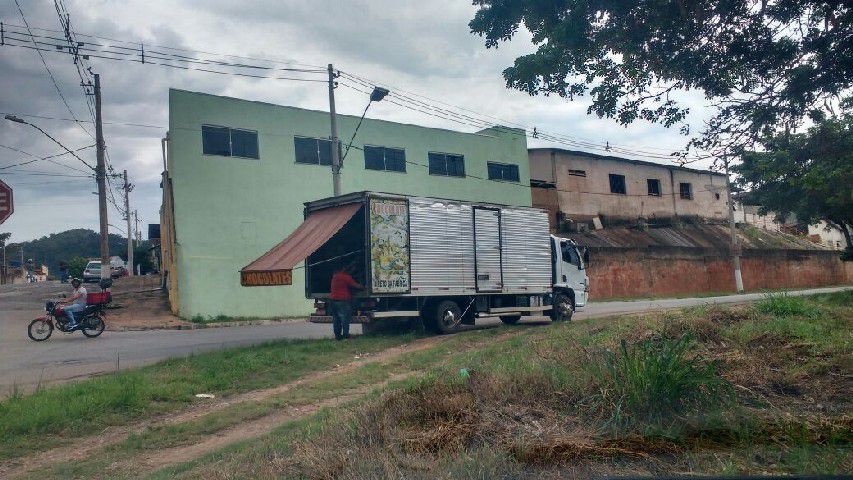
[{"left": 564, "top": 224, "right": 830, "bottom": 251}]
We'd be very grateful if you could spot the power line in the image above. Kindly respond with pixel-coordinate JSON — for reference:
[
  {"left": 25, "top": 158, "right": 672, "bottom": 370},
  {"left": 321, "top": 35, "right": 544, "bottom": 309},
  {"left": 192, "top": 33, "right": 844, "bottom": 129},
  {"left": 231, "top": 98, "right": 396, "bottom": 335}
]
[
  {"left": 0, "top": 143, "right": 94, "bottom": 172},
  {"left": 0, "top": 111, "right": 164, "bottom": 129},
  {"left": 344, "top": 143, "right": 720, "bottom": 199},
  {"left": 1, "top": 26, "right": 328, "bottom": 82},
  {"left": 1, "top": 22, "right": 327, "bottom": 71},
  {"left": 339, "top": 70, "right": 699, "bottom": 160},
  {"left": 10, "top": 1, "right": 94, "bottom": 140}
]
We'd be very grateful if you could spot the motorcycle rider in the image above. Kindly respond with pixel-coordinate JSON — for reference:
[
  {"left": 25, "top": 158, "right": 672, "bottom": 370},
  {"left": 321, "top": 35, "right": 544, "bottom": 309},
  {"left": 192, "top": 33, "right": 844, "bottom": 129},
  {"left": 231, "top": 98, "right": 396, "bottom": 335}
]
[{"left": 60, "top": 278, "right": 88, "bottom": 329}]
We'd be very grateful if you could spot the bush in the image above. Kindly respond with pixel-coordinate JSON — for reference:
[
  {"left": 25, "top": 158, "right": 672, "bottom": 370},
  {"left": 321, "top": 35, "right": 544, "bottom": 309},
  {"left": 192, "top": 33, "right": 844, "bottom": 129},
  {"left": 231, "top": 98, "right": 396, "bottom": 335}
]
[
  {"left": 589, "top": 336, "right": 731, "bottom": 430},
  {"left": 756, "top": 292, "right": 819, "bottom": 317},
  {"left": 64, "top": 256, "right": 89, "bottom": 279}
]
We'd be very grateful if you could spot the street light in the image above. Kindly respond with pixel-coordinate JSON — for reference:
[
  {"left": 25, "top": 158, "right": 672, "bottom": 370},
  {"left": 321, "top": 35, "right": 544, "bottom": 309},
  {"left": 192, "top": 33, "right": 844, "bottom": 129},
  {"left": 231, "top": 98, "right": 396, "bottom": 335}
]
[{"left": 342, "top": 86, "right": 391, "bottom": 162}]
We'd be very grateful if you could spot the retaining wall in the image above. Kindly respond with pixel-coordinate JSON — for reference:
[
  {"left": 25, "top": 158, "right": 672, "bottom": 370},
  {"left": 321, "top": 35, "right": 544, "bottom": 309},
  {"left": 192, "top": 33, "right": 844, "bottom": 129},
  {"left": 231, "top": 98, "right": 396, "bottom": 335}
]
[{"left": 586, "top": 247, "right": 850, "bottom": 299}]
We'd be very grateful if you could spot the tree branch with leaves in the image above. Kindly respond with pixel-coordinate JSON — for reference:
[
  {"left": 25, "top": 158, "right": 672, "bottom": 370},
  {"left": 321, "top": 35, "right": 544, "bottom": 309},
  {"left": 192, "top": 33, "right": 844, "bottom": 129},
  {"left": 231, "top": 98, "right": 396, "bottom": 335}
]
[{"left": 469, "top": 0, "right": 852, "bottom": 166}]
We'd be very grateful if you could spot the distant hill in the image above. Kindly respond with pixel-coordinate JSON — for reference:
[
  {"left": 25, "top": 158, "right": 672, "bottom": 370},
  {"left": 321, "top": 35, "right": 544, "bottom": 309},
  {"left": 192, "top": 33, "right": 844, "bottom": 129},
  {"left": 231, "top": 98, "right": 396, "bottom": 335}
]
[{"left": 4, "top": 229, "right": 128, "bottom": 275}]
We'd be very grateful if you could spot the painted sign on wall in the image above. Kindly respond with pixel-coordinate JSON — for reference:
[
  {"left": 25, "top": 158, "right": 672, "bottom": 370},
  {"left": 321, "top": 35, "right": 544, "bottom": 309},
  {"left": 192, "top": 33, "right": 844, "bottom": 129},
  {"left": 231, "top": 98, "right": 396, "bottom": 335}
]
[
  {"left": 369, "top": 198, "right": 410, "bottom": 293},
  {"left": 240, "top": 269, "right": 292, "bottom": 286}
]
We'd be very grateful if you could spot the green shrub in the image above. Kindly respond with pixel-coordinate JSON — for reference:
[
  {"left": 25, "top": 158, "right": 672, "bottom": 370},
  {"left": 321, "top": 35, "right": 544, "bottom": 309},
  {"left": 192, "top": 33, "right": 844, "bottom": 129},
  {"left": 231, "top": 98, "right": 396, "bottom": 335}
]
[
  {"left": 756, "top": 292, "right": 819, "bottom": 317},
  {"left": 590, "top": 336, "right": 731, "bottom": 430}
]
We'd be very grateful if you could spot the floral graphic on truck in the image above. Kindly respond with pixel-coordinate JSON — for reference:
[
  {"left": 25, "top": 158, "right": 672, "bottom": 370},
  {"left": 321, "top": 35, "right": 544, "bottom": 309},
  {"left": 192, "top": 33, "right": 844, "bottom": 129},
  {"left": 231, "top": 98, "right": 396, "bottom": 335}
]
[{"left": 369, "top": 198, "right": 410, "bottom": 293}]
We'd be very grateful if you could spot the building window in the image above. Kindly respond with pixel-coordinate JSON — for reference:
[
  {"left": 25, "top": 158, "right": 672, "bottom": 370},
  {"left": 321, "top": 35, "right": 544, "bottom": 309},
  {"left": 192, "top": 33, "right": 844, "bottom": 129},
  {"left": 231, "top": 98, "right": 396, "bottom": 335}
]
[
  {"left": 364, "top": 145, "right": 406, "bottom": 172},
  {"left": 202, "top": 125, "right": 259, "bottom": 159},
  {"left": 294, "top": 136, "right": 332, "bottom": 166},
  {"left": 428, "top": 152, "right": 465, "bottom": 177},
  {"left": 647, "top": 179, "right": 661, "bottom": 196},
  {"left": 609, "top": 174, "right": 626, "bottom": 194},
  {"left": 568, "top": 169, "right": 587, "bottom": 177},
  {"left": 680, "top": 182, "right": 693, "bottom": 200},
  {"left": 487, "top": 162, "right": 520, "bottom": 182}
]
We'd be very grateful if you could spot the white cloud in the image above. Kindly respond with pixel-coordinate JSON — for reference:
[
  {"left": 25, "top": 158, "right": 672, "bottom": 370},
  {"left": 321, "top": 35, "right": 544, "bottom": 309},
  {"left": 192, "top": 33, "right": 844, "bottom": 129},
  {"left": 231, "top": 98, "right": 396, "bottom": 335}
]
[{"left": 1, "top": 0, "right": 716, "bottom": 243}]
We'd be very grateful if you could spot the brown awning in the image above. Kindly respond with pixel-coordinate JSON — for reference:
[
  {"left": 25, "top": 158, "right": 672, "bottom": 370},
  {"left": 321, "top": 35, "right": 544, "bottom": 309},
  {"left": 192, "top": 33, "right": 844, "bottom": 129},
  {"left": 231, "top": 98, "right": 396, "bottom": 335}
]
[{"left": 240, "top": 202, "right": 361, "bottom": 286}]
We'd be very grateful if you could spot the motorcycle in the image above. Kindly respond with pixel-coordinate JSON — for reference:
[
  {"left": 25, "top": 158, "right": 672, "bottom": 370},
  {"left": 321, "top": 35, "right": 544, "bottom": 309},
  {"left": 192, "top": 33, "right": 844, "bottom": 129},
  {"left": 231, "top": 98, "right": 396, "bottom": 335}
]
[{"left": 28, "top": 291, "right": 110, "bottom": 341}]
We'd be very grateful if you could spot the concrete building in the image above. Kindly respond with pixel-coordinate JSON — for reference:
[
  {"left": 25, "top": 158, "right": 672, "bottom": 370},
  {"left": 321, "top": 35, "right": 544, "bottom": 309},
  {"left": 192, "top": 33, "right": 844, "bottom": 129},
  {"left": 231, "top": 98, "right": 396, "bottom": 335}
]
[
  {"left": 161, "top": 89, "right": 530, "bottom": 319},
  {"left": 529, "top": 148, "right": 729, "bottom": 228}
]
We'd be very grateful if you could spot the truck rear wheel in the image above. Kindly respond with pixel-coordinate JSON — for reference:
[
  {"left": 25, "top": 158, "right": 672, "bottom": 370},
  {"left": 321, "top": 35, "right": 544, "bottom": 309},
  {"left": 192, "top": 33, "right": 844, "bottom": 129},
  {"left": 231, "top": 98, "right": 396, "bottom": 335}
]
[
  {"left": 429, "top": 300, "right": 462, "bottom": 334},
  {"left": 551, "top": 292, "right": 574, "bottom": 322}
]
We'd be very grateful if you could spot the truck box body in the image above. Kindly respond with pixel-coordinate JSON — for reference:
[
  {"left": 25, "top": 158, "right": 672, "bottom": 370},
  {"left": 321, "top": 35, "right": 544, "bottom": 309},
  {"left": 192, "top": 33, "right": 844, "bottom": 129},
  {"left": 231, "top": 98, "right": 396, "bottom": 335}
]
[{"left": 304, "top": 192, "right": 551, "bottom": 299}]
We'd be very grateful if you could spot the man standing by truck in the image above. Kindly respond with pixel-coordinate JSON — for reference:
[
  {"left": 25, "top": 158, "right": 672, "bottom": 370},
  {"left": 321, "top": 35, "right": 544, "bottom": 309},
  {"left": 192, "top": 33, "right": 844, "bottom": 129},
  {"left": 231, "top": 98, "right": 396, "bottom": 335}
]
[{"left": 328, "top": 263, "right": 364, "bottom": 340}]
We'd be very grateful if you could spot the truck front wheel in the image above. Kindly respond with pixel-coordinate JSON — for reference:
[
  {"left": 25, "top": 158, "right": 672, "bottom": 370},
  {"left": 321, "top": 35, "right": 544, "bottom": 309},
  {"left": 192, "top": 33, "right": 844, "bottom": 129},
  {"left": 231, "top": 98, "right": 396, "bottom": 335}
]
[
  {"left": 429, "top": 300, "right": 462, "bottom": 334},
  {"left": 551, "top": 292, "right": 574, "bottom": 322}
]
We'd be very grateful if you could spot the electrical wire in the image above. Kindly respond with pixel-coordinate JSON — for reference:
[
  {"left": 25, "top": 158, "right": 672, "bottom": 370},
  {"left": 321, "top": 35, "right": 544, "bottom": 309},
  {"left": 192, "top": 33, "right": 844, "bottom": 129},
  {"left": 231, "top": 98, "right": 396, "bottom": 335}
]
[
  {"left": 0, "top": 143, "right": 94, "bottom": 172},
  {"left": 0, "top": 111, "right": 164, "bottom": 129},
  {"left": 343, "top": 143, "right": 720, "bottom": 199},
  {"left": 10, "top": 2, "right": 94, "bottom": 140}
]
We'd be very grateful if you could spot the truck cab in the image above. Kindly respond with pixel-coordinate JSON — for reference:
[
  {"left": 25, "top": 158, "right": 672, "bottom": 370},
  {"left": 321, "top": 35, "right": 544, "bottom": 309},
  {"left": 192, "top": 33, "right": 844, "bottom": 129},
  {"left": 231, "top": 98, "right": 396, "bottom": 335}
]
[{"left": 550, "top": 235, "right": 590, "bottom": 320}]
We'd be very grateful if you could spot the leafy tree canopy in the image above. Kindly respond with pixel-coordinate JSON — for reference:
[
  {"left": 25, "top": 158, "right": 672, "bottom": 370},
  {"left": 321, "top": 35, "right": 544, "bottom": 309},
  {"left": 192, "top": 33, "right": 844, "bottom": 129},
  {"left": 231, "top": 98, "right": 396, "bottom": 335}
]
[
  {"left": 469, "top": 0, "right": 852, "bottom": 161},
  {"left": 734, "top": 107, "right": 853, "bottom": 249}
]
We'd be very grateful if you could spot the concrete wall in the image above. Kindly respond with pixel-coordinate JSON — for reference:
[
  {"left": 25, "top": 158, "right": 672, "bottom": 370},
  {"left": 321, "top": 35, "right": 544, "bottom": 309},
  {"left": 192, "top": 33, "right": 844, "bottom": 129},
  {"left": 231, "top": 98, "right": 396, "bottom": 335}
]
[
  {"left": 530, "top": 149, "right": 729, "bottom": 223},
  {"left": 585, "top": 247, "right": 850, "bottom": 299},
  {"left": 168, "top": 89, "right": 530, "bottom": 319}
]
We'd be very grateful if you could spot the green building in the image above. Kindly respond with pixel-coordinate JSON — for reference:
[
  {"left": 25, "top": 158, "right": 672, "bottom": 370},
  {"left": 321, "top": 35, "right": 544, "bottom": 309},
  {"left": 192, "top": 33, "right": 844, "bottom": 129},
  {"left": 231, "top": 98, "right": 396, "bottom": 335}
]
[{"left": 162, "top": 89, "right": 531, "bottom": 319}]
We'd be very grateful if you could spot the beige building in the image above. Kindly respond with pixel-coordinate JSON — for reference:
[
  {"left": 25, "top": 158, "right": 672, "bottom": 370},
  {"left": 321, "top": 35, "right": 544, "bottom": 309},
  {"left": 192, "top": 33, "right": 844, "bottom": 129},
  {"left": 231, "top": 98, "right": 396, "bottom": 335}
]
[{"left": 529, "top": 148, "right": 729, "bottom": 227}]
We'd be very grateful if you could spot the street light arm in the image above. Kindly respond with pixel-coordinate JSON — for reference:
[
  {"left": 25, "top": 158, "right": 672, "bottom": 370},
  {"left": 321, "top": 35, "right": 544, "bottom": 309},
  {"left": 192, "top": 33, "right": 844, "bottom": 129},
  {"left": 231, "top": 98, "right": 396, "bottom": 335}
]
[{"left": 4, "top": 115, "right": 95, "bottom": 171}]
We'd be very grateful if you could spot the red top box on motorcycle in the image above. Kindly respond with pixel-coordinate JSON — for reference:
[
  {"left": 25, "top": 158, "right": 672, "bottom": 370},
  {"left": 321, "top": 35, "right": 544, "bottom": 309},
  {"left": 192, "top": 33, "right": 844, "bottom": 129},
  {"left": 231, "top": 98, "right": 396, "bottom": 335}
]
[{"left": 86, "top": 292, "right": 111, "bottom": 305}]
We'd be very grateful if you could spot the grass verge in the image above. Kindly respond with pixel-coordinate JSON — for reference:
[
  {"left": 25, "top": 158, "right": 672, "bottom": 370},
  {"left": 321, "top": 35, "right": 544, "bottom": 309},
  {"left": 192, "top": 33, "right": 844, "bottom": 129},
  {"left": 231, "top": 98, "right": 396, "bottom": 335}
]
[
  {"left": 164, "top": 291, "right": 852, "bottom": 479},
  {"left": 0, "top": 333, "right": 418, "bottom": 460}
]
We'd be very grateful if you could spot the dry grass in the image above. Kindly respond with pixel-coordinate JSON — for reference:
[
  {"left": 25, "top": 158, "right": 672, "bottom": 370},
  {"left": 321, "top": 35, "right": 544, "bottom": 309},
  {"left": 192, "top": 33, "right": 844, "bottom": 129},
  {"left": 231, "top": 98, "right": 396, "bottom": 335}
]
[{"left": 178, "top": 292, "right": 853, "bottom": 479}]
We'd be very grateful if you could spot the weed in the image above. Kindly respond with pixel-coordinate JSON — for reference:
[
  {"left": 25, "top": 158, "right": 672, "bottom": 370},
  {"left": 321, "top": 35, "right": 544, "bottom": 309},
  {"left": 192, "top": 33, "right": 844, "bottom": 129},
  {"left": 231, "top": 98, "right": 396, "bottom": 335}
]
[
  {"left": 588, "top": 336, "right": 732, "bottom": 431},
  {"left": 755, "top": 292, "right": 820, "bottom": 317}
]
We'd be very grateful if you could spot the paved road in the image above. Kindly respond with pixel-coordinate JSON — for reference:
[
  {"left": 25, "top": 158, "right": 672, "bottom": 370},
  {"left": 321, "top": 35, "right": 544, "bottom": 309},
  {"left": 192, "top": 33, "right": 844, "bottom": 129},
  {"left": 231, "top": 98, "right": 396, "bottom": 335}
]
[{"left": 0, "top": 285, "right": 848, "bottom": 395}]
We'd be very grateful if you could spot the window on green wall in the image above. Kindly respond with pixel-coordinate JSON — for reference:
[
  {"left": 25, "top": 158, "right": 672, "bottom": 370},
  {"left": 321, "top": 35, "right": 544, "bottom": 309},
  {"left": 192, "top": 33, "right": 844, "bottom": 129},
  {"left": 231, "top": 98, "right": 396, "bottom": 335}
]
[
  {"left": 294, "top": 136, "right": 332, "bottom": 165},
  {"left": 428, "top": 152, "right": 465, "bottom": 177},
  {"left": 202, "top": 125, "right": 259, "bottom": 159},
  {"left": 487, "top": 162, "right": 520, "bottom": 182},
  {"left": 364, "top": 145, "right": 406, "bottom": 172}
]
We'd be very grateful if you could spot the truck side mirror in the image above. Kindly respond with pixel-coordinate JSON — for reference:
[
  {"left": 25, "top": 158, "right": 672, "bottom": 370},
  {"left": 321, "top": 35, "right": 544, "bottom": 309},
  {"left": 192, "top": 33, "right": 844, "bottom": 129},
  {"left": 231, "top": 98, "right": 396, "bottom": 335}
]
[{"left": 582, "top": 248, "right": 590, "bottom": 265}]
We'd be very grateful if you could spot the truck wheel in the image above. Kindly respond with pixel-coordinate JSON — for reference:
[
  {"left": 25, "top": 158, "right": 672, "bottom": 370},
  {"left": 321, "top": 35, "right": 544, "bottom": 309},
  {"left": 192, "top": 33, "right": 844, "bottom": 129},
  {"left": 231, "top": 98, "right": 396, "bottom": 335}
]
[
  {"left": 499, "top": 315, "right": 521, "bottom": 325},
  {"left": 430, "top": 300, "right": 462, "bottom": 334},
  {"left": 551, "top": 292, "right": 574, "bottom": 322}
]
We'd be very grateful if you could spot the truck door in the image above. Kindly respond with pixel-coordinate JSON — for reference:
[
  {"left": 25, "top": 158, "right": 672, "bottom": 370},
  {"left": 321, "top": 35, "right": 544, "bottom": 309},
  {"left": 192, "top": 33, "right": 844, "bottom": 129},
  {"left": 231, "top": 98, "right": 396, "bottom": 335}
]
[
  {"left": 558, "top": 239, "right": 589, "bottom": 307},
  {"left": 473, "top": 207, "right": 503, "bottom": 292}
]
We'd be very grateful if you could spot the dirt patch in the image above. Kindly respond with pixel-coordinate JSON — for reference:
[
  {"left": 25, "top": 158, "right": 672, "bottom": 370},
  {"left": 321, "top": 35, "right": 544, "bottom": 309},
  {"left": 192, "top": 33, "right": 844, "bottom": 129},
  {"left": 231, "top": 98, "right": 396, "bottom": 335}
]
[{"left": 1, "top": 330, "right": 522, "bottom": 479}]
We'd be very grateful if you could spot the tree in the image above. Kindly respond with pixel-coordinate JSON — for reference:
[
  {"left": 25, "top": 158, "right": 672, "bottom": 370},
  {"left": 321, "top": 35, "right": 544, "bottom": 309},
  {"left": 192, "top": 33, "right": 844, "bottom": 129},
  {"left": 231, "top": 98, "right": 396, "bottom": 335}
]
[
  {"left": 469, "top": 0, "right": 852, "bottom": 162},
  {"left": 65, "top": 256, "right": 89, "bottom": 279},
  {"left": 734, "top": 110, "right": 853, "bottom": 252}
]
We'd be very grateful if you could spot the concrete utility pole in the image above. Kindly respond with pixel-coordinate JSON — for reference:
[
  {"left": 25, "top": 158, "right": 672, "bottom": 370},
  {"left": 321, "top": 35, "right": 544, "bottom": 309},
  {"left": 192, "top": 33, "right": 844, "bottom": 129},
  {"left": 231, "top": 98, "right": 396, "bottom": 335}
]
[
  {"left": 94, "top": 74, "right": 110, "bottom": 281},
  {"left": 327, "top": 63, "right": 341, "bottom": 196},
  {"left": 123, "top": 170, "right": 133, "bottom": 276},
  {"left": 724, "top": 158, "right": 744, "bottom": 293}
]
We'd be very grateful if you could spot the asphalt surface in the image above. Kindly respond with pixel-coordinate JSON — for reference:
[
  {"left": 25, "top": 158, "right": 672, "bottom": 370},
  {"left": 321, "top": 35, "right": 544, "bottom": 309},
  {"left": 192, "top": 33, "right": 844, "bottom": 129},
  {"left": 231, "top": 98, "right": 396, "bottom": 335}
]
[{"left": 0, "top": 283, "right": 849, "bottom": 395}]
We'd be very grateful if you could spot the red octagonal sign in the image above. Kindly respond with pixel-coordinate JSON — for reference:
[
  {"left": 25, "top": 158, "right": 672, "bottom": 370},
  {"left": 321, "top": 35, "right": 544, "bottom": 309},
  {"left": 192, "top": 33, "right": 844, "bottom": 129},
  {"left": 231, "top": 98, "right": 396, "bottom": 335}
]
[{"left": 0, "top": 180, "right": 13, "bottom": 225}]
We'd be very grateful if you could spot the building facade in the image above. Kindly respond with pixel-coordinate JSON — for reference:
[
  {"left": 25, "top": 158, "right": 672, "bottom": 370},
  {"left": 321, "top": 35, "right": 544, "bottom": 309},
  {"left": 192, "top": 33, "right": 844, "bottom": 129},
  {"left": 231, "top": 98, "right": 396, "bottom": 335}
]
[
  {"left": 162, "top": 89, "right": 531, "bottom": 319},
  {"left": 529, "top": 148, "right": 729, "bottom": 228}
]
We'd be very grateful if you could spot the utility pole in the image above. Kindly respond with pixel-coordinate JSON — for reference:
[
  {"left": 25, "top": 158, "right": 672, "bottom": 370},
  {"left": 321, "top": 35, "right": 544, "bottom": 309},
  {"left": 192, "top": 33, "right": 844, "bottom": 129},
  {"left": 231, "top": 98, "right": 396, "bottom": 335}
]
[
  {"left": 724, "top": 158, "right": 744, "bottom": 293},
  {"left": 93, "top": 74, "right": 110, "bottom": 282},
  {"left": 123, "top": 170, "right": 133, "bottom": 276},
  {"left": 327, "top": 63, "right": 341, "bottom": 196}
]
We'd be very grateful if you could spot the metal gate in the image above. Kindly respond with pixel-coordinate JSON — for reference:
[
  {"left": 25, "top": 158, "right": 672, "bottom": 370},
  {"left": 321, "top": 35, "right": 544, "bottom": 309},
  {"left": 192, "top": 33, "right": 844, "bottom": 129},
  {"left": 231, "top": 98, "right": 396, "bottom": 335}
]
[{"left": 473, "top": 207, "right": 503, "bottom": 292}]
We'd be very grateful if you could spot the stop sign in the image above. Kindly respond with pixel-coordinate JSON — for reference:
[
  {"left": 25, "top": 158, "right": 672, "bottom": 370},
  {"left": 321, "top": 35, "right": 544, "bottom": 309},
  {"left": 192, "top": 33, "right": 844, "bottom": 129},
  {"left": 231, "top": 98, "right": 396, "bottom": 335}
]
[{"left": 0, "top": 180, "right": 13, "bottom": 225}]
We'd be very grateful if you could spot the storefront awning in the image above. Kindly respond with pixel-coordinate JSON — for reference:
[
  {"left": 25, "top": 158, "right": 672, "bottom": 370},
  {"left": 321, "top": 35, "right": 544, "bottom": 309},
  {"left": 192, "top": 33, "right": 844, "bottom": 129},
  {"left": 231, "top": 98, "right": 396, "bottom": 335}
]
[{"left": 240, "top": 202, "right": 362, "bottom": 286}]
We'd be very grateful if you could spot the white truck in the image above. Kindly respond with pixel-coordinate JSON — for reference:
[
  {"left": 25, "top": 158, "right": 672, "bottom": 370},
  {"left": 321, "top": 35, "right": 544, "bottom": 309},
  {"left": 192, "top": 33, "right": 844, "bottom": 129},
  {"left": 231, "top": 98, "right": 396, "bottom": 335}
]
[{"left": 302, "top": 192, "right": 589, "bottom": 334}]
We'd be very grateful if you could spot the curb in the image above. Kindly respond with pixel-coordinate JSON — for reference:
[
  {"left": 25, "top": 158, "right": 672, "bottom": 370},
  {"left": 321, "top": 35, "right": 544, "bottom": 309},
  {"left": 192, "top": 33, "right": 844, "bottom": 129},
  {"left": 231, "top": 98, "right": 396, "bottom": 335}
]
[{"left": 108, "top": 317, "right": 309, "bottom": 332}]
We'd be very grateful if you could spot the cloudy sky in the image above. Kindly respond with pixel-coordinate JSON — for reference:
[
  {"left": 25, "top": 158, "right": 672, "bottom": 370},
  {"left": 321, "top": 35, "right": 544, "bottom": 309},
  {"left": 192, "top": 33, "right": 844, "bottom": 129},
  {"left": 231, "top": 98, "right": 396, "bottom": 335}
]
[{"left": 0, "top": 0, "right": 713, "bottom": 244}]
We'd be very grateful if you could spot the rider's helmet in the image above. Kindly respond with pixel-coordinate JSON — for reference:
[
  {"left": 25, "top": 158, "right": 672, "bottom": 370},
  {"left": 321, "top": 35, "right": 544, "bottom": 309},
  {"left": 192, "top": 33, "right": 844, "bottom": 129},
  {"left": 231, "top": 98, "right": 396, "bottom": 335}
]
[{"left": 70, "top": 277, "right": 82, "bottom": 287}]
